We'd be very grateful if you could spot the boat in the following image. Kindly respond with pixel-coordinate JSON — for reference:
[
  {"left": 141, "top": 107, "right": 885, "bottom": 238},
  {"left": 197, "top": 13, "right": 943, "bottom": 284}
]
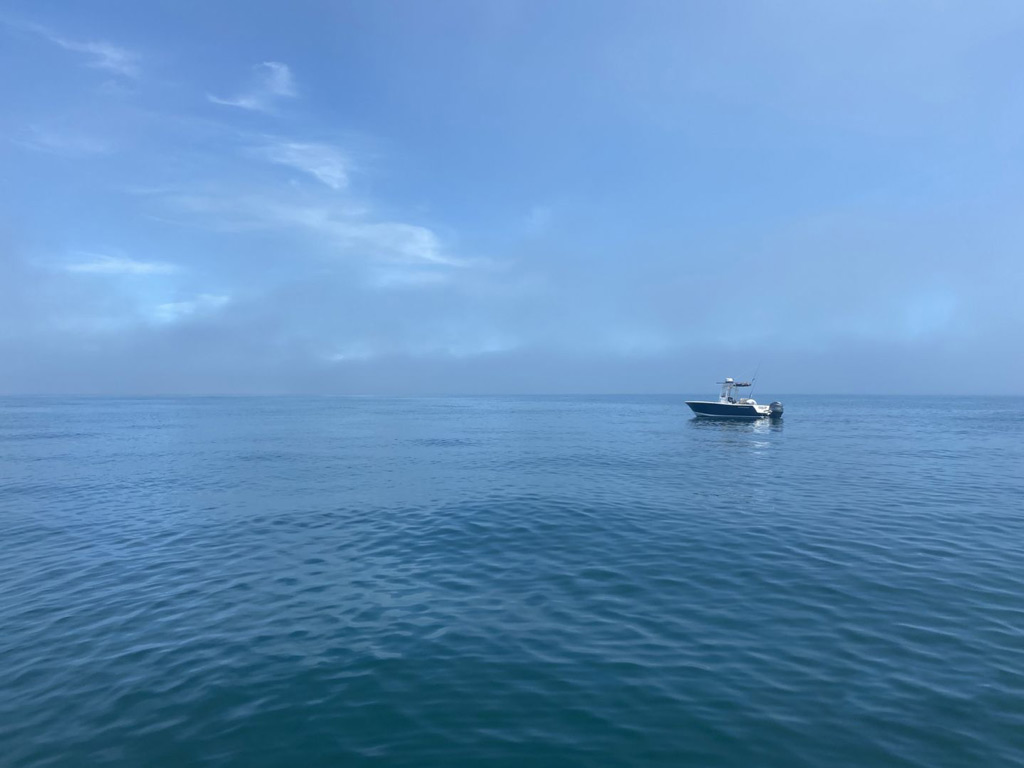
[{"left": 686, "top": 378, "right": 783, "bottom": 419}]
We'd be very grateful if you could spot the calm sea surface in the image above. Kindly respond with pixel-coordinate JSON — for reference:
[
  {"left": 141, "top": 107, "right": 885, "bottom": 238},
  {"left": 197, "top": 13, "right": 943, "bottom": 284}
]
[{"left": 2, "top": 395, "right": 1023, "bottom": 767}]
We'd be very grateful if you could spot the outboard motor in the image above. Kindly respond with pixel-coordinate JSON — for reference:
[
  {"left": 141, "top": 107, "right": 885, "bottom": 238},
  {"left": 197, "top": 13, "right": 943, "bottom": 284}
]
[{"left": 769, "top": 401, "right": 784, "bottom": 417}]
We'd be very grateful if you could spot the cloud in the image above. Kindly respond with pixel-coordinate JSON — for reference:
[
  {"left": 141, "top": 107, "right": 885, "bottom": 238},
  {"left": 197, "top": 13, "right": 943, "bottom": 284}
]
[
  {"left": 14, "top": 126, "right": 112, "bottom": 156},
  {"left": 51, "top": 37, "right": 139, "bottom": 77},
  {"left": 117, "top": 116, "right": 461, "bottom": 271},
  {"left": 11, "top": 21, "right": 140, "bottom": 77},
  {"left": 263, "top": 200, "right": 460, "bottom": 265},
  {"left": 151, "top": 189, "right": 462, "bottom": 266},
  {"left": 209, "top": 61, "right": 297, "bottom": 112},
  {"left": 330, "top": 220, "right": 456, "bottom": 266},
  {"left": 2, "top": 232, "right": 1021, "bottom": 396},
  {"left": 154, "top": 294, "right": 230, "bottom": 323},
  {"left": 65, "top": 254, "right": 177, "bottom": 275},
  {"left": 254, "top": 140, "right": 351, "bottom": 189}
]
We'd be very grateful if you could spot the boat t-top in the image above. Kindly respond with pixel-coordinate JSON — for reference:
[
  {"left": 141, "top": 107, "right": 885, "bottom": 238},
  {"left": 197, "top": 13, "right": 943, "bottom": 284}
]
[{"left": 686, "top": 378, "right": 783, "bottom": 420}]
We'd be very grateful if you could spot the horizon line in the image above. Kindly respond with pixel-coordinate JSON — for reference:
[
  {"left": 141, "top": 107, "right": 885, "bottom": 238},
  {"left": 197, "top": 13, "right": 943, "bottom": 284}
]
[{"left": 0, "top": 392, "right": 1018, "bottom": 399}]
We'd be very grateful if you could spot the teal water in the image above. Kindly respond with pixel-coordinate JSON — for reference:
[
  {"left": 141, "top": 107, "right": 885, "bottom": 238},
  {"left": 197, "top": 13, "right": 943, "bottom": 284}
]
[{"left": 2, "top": 395, "right": 1023, "bottom": 767}]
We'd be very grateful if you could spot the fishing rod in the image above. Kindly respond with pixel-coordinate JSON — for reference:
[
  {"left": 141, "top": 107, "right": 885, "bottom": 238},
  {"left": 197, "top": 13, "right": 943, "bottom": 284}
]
[{"left": 748, "top": 362, "right": 761, "bottom": 398}]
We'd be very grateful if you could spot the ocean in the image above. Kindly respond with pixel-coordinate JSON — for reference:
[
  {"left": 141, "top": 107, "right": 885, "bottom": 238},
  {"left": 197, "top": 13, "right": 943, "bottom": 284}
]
[{"left": 2, "top": 395, "right": 1023, "bottom": 767}]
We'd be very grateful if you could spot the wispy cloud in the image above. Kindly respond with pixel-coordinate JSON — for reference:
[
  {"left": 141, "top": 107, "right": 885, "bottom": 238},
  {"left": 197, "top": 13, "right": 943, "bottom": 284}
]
[
  {"left": 342, "top": 220, "right": 454, "bottom": 266},
  {"left": 51, "top": 37, "right": 139, "bottom": 77},
  {"left": 66, "top": 254, "right": 177, "bottom": 275},
  {"left": 209, "top": 62, "right": 296, "bottom": 112},
  {"left": 263, "top": 199, "right": 456, "bottom": 265},
  {"left": 14, "top": 126, "right": 112, "bottom": 156},
  {"left": 154, "top": 294, "right": 230, "bottom": 323},
  {"left": 125, "top": 119, "right": 464, "bottom": 270},
  {"left": 166, "top": 193, "right": 462, "bottom": 266},
  {"left": 11, "top": 20, "right": 140, "bottom": 77},
  {"left": 253, "top": 140, "right": 351, "bottom": 189}
]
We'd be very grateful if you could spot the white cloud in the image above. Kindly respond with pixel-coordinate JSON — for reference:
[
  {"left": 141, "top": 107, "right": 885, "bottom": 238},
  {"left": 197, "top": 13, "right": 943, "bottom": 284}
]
[
  {"left": 342, "top": 221, "right": 451, "bottom": 265},
  {"left": 54, "top": 37, "right": 139, "bottom": 77},
  {"left": 254, "top": 140, "right": 351, "bottom": 189},
  {"left": 154, "top": 294, "right": 230, "bottom": 323},
  {"left": 14, "top": 126, "right": 112, "bottom": 156},
  {"left": 209, "top": 62, "right": 297, "bottom": 112},
  {"left": 127, "top": 120, "right": 465, "bottom": 270},
  {"left": 277, "top": 206, "right": 462, "bottom": 266},
  {"left": 12, "top": 21, "right": 140, "bottom": 77},
  {"left": 66, "top": 254, "right": 177, "bottom": 275},
  {"left": 154, "top": 191, "right": 463, "bottom": 267}
]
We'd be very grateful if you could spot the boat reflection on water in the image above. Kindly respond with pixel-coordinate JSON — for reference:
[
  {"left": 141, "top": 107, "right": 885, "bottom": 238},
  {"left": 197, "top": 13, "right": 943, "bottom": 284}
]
[
  {"left": 688, "top": 406, "right": 782, "bottom": 457},
  {"left": 688, "top": 414, "right": 783, "bottom": 433}
]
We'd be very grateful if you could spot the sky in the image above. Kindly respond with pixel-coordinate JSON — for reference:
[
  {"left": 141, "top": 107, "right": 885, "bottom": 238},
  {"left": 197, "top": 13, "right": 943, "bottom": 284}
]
[{"left": 2, "top": 1, "right": 1023, "bottom": 395}]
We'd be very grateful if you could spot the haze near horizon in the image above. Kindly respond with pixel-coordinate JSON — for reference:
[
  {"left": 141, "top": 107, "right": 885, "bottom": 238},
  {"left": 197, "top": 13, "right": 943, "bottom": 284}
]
[{"left": 2, "top": 1, "right": 1023, "bottom": 395}]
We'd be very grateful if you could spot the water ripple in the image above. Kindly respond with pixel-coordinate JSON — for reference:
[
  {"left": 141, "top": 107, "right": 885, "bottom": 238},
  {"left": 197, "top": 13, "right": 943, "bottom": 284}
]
[{"left": 1, "top": 395, "right": 1023, "bottom": 766}]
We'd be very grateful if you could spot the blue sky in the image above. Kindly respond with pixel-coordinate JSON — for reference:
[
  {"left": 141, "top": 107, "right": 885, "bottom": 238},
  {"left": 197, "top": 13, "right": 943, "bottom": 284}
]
[{"left": 2, "top": 1, "right": 1023, "bottom": 394}]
